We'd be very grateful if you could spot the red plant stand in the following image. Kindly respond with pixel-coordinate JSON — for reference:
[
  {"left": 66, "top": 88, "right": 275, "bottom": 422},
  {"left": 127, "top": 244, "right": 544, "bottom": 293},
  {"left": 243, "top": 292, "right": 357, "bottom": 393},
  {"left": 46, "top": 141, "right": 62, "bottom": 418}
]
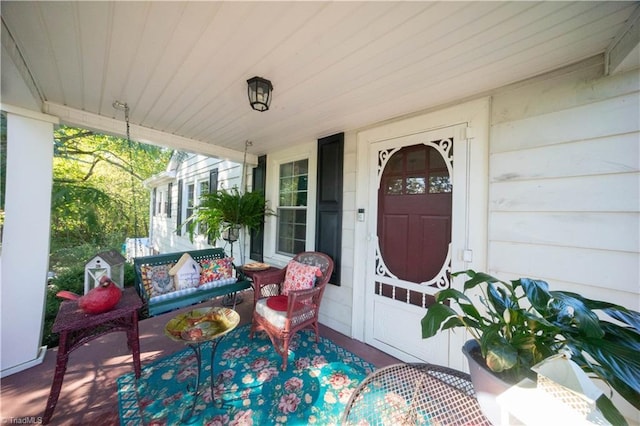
[{"left": 42, "top": 287, "right": 143, "bottom": 424}]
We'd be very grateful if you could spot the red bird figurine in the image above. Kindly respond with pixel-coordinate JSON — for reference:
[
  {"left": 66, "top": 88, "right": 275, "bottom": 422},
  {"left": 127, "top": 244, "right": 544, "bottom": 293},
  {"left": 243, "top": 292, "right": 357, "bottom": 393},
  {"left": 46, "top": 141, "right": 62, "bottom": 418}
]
[{"left": 57, "top": 275, "right": 122, "bottom": 314}]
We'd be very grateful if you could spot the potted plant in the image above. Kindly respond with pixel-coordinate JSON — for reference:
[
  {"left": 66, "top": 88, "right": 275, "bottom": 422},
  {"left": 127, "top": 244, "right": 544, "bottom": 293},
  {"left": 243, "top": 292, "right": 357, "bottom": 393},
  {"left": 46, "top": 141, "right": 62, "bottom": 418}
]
[
  {"left": 421, "top": 269, "right": 640, "bottom": 425},
  {"left": 186, "top": 187, "right": 273, "bottom": 259}
]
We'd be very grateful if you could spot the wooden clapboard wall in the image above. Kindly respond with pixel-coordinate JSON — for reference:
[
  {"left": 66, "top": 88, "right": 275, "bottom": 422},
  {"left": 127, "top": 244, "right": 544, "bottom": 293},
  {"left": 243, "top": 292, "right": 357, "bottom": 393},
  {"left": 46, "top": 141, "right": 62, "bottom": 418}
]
[{"left": 488, "top": 56, "right": 639, "bottom": 307}]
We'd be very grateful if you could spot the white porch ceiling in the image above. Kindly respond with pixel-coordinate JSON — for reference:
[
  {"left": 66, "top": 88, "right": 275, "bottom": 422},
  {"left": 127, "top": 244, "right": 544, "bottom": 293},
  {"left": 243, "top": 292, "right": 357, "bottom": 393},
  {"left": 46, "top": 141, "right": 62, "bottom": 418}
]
[{"left": 2, "top": 1, "right": 639, "bottom": 160}]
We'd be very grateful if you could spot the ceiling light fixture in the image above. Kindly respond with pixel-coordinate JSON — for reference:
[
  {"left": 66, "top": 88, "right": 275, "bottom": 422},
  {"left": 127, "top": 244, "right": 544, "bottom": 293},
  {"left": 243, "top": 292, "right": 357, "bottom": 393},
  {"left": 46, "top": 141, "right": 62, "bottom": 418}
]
[{"left": 247, "top": 76, "right": 273, "bottom": 112}]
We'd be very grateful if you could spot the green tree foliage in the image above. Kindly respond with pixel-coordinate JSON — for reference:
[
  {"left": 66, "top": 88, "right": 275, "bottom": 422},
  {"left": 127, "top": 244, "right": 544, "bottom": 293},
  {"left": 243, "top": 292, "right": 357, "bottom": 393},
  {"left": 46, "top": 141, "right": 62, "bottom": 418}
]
[
  {"left": 41, "top": 126, "right": 169, "bottom": 348},
  {"left": 50, "top": 126, "right": 171, "bottom": 251}
]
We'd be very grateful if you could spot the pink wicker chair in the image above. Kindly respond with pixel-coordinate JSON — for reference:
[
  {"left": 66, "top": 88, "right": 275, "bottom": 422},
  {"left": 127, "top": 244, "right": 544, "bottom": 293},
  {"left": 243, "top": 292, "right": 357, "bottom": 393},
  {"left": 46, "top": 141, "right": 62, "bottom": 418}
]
[{"left": 249, "top": 252, "right": 334, "bottom": 370}]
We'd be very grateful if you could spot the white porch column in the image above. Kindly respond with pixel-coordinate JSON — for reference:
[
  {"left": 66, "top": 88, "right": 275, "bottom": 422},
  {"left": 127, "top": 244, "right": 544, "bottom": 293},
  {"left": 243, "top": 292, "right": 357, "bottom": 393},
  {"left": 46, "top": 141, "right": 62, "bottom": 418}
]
[{"left": 1, "top": 105, "right": 58, "bottom": 377}]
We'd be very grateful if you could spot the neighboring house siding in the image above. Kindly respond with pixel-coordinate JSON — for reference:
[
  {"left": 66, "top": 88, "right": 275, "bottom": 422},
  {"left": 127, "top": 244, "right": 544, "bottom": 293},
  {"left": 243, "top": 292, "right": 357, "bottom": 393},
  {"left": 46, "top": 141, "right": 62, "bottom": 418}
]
[
  {"left": 148, "top": 154, "right": 244, "bottom": 255},
  {"left": 488, "top": 56, "right": 639, "bottom": 308}
]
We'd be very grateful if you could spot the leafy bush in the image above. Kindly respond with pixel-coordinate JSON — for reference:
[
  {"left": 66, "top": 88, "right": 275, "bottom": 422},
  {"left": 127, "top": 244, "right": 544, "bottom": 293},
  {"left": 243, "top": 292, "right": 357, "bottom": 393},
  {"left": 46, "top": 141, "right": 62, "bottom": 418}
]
[{"left": 42, "top": 266, "right": 85, "bottom": 348}]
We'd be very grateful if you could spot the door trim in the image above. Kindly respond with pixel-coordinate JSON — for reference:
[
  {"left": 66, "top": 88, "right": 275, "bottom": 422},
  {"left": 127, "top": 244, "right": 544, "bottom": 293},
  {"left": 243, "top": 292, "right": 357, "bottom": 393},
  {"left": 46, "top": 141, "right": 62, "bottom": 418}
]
[{"left": 352, "top": 97, "right": 490, "bottom": 371}]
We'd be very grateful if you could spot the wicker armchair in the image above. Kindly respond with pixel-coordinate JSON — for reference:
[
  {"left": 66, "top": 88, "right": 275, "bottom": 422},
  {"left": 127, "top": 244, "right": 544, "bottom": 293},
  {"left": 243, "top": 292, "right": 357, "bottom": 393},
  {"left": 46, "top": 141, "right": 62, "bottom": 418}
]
[
  {"left": 341, "top": 363, "right": 491, "bottom": 426},
  {"left": 249, "top": 252, "right": 334, "bottom": 370}
]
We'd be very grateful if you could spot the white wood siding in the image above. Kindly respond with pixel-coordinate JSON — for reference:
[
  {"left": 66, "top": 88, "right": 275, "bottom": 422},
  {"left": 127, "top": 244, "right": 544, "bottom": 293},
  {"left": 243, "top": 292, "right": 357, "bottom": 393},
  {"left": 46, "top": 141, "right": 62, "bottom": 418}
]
[
  {"left": 489, "top": 59, "right": 639, "bottom": 312},
  {"left": 488, "top": 73, "right": 640, "bottom": 423},
  {"left": 148, "top": 154, "right": 243, "bottom": 254}
]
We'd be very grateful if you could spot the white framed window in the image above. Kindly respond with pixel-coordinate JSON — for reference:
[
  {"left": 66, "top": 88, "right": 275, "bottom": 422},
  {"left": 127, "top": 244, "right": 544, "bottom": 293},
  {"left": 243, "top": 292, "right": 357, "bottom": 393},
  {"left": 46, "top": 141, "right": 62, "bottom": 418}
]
[
  {"left": 265, "top": 143, "right": 317, "bottom": 263},
  {"left": 166, "top": 183, "right": 173, "bottom": 218},
  {"left": 182, "top": 178, "right": 211, "bottom": 236},
  {"left": 186, "top": 183, "right": 195, "bottom": 222},
  {"left": 277, "top": 159, "right": 308, "bottom": 255},
  {"left": 197, "top": 180, "right": 209, "bottom": 236},
  {"left": 199, "top": 181, "right": 209, "bottom": 199}
]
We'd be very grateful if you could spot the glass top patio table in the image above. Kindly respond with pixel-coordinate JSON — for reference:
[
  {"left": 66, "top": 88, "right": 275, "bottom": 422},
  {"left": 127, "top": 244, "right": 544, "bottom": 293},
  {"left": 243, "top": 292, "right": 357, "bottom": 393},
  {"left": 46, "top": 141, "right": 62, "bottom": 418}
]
[{"left": 164, "top": 307, "right": 240, "bottom": 424}]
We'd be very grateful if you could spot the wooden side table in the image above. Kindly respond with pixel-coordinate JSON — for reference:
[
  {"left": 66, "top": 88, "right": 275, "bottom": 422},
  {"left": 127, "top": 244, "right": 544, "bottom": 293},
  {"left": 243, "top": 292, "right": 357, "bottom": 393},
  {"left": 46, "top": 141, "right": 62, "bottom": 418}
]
[
  {"left": 241, "top": 265, "right": 281, "bottom": 306},
  {"left": 241, "top": 265, "right": 279, "bottom": 279},
  {"left": 43, "top": 287, "right": 143, "bottom": 424}
]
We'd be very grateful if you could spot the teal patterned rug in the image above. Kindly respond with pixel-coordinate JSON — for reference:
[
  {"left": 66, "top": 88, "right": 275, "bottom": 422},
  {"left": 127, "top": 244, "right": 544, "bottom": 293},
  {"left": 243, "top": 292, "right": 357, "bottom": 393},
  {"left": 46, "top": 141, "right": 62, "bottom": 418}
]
[{"left": 117, "top": 324, "right": 374, "bottom": 425}]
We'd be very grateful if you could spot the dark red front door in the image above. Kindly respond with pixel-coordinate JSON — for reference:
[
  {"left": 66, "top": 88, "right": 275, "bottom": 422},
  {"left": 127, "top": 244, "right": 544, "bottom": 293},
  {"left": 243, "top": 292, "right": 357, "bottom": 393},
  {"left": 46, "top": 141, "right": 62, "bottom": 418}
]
[{"left": 377, "top": 143, "right": 452, "bottom": 283}]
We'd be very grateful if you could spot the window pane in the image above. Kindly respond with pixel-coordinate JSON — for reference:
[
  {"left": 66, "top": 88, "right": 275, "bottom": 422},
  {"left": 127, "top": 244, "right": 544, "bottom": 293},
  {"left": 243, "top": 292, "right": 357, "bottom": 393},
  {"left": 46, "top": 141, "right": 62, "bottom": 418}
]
[
  {"left": 279, "top": 176, "right": 292, "bottom": 192},
  {"left": 296, "top": 190, "right": 307, "bottom": 206},
  {"left": 388, "top": 154, "right": 402, "bottom": 173},
  {"left": 293, "top": 240, "right": 306, "bottom": 254},
  {"left": 277, "top": 208, "right": 307, "bottom": 255},
  {"left": 406, "top": 149, "right": 426, "bottom": 172},
  {"left": 406, "top": 177, "right": 426, "bottom": 194},
  {"left": 187, "top": 184, "right": 195, "bottom": 207},
  {"left": 200, "top": 181, "right": 209, "bottom": 194},
  {"left": 279, "top": 209, "right": 293, "bottom": 224},
  {"left": 186, "top": 184, "right": 195, "bottom": 219},
  {"left": 385, "top": 177, "right": 403, "bottom": 195},
  {"left": 294, "top": 159, "right": 308, "bottom": 175},
  {"left": 278, "top": 237, "right": 292, "bottom": 254},
  {"left": 297, "top": 175, "right": 308, "bottom": 191},
  {"left": 280, "top": 162, "right": 292, "bottom": 177},
  {"left": 429, "top": 147, "right": 446, "bottom": 168},
  {"left": 295, "top": 210, "right": 307, "bottom": 223},
  {"left": 279, "top": 192, "right": 291, "bottom": 207},
  {"left": 429, "top": 172, "right": 452, "bottom": 193},
  {"left": 295, "top": 223, "right": 306, "bottom": 239}
]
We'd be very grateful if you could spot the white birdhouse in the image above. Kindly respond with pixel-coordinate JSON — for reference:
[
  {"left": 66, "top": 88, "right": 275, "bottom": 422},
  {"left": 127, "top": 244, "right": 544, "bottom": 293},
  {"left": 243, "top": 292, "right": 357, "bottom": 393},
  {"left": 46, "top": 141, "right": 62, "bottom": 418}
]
[{"left": 84, "top": 250, "right": 126, "bottom": 294}]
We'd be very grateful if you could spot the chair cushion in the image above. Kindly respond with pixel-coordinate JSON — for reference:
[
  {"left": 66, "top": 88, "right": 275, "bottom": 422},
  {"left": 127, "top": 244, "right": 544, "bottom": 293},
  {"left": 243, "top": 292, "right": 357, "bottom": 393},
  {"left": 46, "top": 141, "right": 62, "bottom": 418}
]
[
  {"left": 256, "top": 297, "right": 315, "bottom": 329},
  {"left": 255, "top": 298, "right": 287, "bottom": 329},
  {"left": 266, "top": 295, "right": 289, "bottom": 311},
  {"left": 282, "top": 260, "right": 322, "bottom": 296}
]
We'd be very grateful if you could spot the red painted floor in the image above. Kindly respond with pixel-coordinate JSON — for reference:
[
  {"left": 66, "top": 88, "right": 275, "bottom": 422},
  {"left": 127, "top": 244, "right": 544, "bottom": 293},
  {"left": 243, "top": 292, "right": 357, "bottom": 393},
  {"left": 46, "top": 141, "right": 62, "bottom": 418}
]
[{"left": 0, "top": 291, "right": 399, "bottom": 425}]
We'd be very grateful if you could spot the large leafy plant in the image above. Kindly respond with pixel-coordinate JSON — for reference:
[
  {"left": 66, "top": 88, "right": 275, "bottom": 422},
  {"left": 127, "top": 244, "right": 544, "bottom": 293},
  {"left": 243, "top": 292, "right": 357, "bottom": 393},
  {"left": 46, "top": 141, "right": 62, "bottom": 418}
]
[
  {"left": 421, "top": 270, "right": 640, "bottom": 425},
  {"left": 186, "top": 187, "right": 273, "bottom": 243}
]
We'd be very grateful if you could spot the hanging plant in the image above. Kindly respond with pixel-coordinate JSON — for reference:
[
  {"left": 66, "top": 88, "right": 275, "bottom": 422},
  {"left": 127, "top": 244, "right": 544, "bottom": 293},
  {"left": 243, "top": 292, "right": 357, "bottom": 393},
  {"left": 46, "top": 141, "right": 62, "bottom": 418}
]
[{"left": 185, "top": 187, "right": 274, "bottom": 244}]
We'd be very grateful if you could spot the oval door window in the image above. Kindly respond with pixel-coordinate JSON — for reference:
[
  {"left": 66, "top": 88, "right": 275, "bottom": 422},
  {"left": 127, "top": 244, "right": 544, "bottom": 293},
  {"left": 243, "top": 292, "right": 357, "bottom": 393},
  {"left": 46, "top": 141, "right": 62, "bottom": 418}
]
[{"left": 377, "top": 143, "right": 452, "bottom": 283}]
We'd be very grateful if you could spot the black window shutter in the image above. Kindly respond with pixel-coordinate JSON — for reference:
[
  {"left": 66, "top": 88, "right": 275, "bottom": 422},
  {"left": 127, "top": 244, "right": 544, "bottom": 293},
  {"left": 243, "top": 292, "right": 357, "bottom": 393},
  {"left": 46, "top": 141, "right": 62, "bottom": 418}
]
[
  {"left": 316, "top": 133, "right": 343, "bottom": 285},
  {"left": 250, "top": 155, "right": 267, "bottom": 261},
  {"left": 167, "top": 182, "right": 173, "bottom": 218},
  {"left": 176, "top": 179, "right": 183, "bottom": 236},
  {"left": 206, "top": 168, "right": 219, "bottom": 244},
  {"left": 152, "top": 188, "right": 157, "bottom": 216},
  {"left": 209, "top": 168, "right": 219, "bottom": 193}
]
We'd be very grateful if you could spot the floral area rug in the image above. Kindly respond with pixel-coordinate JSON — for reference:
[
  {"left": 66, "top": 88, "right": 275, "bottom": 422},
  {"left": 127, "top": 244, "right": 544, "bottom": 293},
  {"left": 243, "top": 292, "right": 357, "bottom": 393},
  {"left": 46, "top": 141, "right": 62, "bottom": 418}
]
[{"left": 117, "top": 324, "right": 375, "bottom": 425}]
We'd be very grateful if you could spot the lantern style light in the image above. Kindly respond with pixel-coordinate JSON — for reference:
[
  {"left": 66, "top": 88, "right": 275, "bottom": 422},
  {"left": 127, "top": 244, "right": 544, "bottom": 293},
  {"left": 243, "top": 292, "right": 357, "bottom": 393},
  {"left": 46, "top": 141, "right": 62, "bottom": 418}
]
[{"left": 247, "top": 76, "right": 273, "bottom": 111}]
